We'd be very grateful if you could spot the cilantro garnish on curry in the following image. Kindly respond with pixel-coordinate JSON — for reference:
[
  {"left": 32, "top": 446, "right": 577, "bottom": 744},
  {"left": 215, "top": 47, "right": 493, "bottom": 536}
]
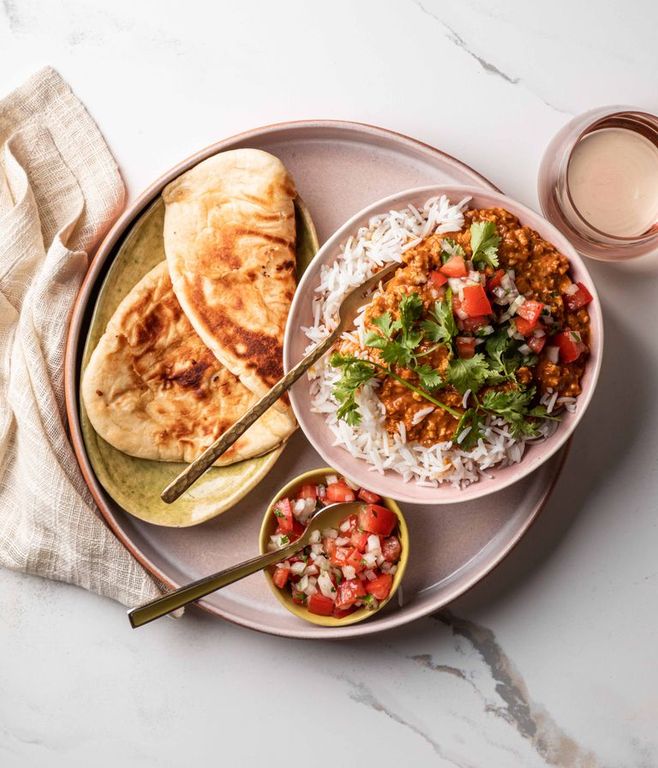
[{"left": 330, "top": 208, "right": 592, "bottom": 450}]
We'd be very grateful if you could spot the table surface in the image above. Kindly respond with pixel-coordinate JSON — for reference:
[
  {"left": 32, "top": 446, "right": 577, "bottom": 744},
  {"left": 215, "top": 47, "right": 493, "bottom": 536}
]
[{"left": 2, "top": 2, "right": 657, "bottom": 766}]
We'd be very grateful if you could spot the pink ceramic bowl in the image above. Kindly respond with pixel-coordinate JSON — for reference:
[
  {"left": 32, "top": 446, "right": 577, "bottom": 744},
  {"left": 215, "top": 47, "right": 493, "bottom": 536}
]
[{"left": 284, "top": 186, "right": 603, "bottom": 505}]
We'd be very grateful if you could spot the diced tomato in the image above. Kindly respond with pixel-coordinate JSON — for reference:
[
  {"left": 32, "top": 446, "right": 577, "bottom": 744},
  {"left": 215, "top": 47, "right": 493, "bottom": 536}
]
[
  {"left": 324, "top": 537, "right": 336, "bottom": 559},
  {"left": 564, "top": 282, "right": 593, "bottom": 312},
  {"left": 345, "top": 548, "right": 366, "bottom": 574},
  {"left": 297, "top": 484, "right": 317, "bottom": 500},
  {"left": 335, "top": 579, "right": 367, "bottom": 610},
  {"left": 351, "top": 530, "right": 369, "bottom": 552},
  {"left": 462, "top": 284, "right": 493, "bottom": 317},
  {"left": 358, "top": 504, "right": 397, "bottom": 537},
  {"left": 308, "top": 593, "right": 335, "bottom": 616},
  {"left": 461, "top": 315, "right": 488, "bottom": 333},
  {"left": 456, "top": 336, "right": 477, "bottom": 359},
  {"left": 516, "top": 299, "right": 543, "bottom": 328},
  {"left": 429, "top": 269, "right": 448, "bottom": 288},
  {"left": 555, "top": 330, "right": 587, "bottom": 363},
  {"left": 327, "top": 541, "right": 351, "bottom": 567},
  {"left": 514, "top": 316, "right": 535, "bottom": 336},
  {"left": 272, "top": 567, "right": 290, "bottom": 589},
  {"left": 528, "top": 335, "right": 546, "bottom": 354},
  {"left": 333, "top": 605, "right": 356, "bottom": 619},
  {"left": 272, "top": 498, "right": 293, "bottom": 533},
  {"left": 358, "top": 488, "right": 381, "bottom": 504},
  {"left": 290, "top": 519, "right": 305, "bottom": 542},
  {"left": 440, "top": 254, "right": 467, "bottom": 278},
  {"left": 367, "top": 573, "right": 393, "bottom": 601},
  {"left": 486, "top": 269, "right": 505, "bottom": 291},
  {"left": 325, "top": 482, "right": 356, "bottom": 503},
  {"left": 381, "top": 536, "right": 402, "bottom": 563}
]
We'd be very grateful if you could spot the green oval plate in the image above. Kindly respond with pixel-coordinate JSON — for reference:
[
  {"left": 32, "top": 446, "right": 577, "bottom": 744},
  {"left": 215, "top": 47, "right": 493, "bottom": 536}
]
[{"left": 80, "top": 195, "right": 318, "bottom": 527}]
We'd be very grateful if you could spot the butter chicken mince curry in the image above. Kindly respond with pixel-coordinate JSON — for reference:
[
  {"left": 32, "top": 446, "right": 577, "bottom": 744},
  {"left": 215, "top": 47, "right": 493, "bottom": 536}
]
[{"left": 305, "top": 196, "right": 592, "bottom": 487}]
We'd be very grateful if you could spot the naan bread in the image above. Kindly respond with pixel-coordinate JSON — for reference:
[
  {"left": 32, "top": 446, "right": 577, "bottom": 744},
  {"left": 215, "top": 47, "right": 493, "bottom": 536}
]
[
  {"left": 162, "top": 149, "right": 297, "bottom": 424},
  {"left": 82, "top": 262, "right": 293, "bottom": 465}
]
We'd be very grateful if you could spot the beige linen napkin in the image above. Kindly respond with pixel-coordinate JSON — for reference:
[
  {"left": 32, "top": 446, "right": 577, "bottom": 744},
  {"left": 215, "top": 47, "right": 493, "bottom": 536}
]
[{"left": 0, "top": 67, "right": 161, "bottom": 606}]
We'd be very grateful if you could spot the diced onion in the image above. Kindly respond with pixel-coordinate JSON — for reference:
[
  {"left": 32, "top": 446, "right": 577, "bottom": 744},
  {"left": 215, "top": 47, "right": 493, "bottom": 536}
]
[
  {"left": 290, "top": 561, "right": 306, "bottom": 576},
  {"left": 339, "top": 520, "right": 351, "bottom": 533},
  {"left": 342, "top": 565, "right": 356, "bottom": 580},
  {"left": 366, "top": 535, "right": 381, "bottom": 553},
  {"left": 564, "top": 282, "right": 579, "bottom": 295},
  {"left": 325, "top": 474, "right": 338, "bottom": 486},
  {"left": 322, "top": 528, "right": 338, "bottom": 539},
  {"left": 335, "top": 536, "right": 350, "bottom": 547},
  {"left": 546, "top": 346, "right": 559, "bottom": 364},
  {"left": 364, "top": 569, "right": 377, "bottom": 581},
  {"left": 518, "top": 343, "right": 531, "bottom": 355},
  {"left": 362, "top": 552, "right": 378, "bottom": 568},
  {"left": 309, "top": 529, "right": 321, "bottom": 544},
  {"left": 318, "top": 572, "right": 336, "bottom": 599},
  {"left": 314, "top": 555, "right": 330, "bottom": 571}
]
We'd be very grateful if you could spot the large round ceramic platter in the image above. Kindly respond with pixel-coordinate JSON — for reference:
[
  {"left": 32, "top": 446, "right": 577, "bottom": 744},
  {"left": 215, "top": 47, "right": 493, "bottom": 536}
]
[{"left": 65, "top": 121, "right": 568, "bottom": 638}]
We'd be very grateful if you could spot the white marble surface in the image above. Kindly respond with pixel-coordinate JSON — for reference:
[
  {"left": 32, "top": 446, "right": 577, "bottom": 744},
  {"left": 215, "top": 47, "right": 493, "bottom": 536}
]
[{"left": 1, "top": 1, "right": 658, "bottom": 766}]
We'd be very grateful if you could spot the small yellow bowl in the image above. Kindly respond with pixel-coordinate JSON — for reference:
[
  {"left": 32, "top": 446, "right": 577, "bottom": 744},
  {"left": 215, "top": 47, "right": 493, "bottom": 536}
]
[{"left": 259, "top": 467, "right": 409, "bottom": 627}]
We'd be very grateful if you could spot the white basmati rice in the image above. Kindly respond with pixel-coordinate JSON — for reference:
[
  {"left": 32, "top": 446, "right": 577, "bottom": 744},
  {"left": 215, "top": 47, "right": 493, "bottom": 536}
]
[{"left": 302, "top": 195, "right": 576, "bottom": 487}]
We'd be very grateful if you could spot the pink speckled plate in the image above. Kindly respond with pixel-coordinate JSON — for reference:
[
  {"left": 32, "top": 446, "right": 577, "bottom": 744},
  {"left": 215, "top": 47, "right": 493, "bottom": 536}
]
[
  {"left": 65, "top": 121, "right": 572, "bottom": 638},
  {"left": 284, "top": 185, "right": 603, "bottom": 506}
]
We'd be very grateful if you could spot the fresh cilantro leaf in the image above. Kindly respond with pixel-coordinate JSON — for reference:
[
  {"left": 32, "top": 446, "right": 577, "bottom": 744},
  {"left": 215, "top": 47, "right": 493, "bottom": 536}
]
[
  {"left": 363, "top": 330, "right": 388, "bottom": 350},
  {"left": 371, "top": 311, "right": 400, "bottom": 339},
  {"left": 453, "top": 408, "right": 483, "bottom": 449},
  {"left": 329, "top": 354, "right": 377, "bottom": 425},
  {"left": 481, "top": 387, "right": 544, "bottom": 438},
  {"left": 415, "top": 363, "right": 442, "bottom": 390},
  {"left": 399, "top": 292, "right": 424, "bottom": 329},
  {"left": 485, "top": 330, "right": 522, "bottom": 382},
  {"left": 441, "top": 238, "right": 466, "bottom": 263},
  {"left": 470, "top": 221, "right": 500, "bottom": 268},
  {"left": 366, "top": 295, "right": 423, "bottom": 365},
  {"left": 446, "top": 354, "right": 490, "bottom": 395},
  {"left": 529, "top": 404, "right": 561, "bottom": 422},
  {"left": 482, "top": 387, "right": 534, "bottom": 416},
  {"left": 379, "top": 340, "right": 413, "bottom": 368},
  {"left": 421, "top": 289, "right": 457, "bottom": 345}
]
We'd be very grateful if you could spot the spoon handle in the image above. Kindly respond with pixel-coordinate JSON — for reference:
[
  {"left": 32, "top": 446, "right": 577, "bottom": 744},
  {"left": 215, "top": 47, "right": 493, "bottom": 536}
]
[
  {"left": 160, "top": 331, "right": 338, "bottom": 504},
  {"left": 128, "top": 540, "right": 305, "bottom": 628}
]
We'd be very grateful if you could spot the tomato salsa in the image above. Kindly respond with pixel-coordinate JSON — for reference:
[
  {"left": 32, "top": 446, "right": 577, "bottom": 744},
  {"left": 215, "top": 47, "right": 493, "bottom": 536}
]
[{"left": 267, "top": 474, "right": 402, "bottom": 619}]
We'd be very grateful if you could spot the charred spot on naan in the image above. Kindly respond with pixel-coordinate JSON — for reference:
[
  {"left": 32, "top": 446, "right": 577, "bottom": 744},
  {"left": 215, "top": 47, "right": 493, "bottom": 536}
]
[{"left": 217, "top": 321, "right": 284, "bottom": 386}]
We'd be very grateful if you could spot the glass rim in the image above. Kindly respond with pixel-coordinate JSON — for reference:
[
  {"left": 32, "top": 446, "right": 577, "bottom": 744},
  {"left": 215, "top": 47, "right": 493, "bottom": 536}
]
[{"left": 563, "top": 110, "right": 658, "bottom": 244}]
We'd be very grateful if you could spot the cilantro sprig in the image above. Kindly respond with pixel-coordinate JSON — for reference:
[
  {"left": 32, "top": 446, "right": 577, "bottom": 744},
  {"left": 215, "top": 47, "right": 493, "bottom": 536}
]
[
  {"left": 469, "top": 221, "right": 500, "bottom": 268},
  {"left": 421, "top": 289, "right": 458, "bottom": 346},
  {"left": 330, "top": 280, "right": 559, "bottom": 444}
]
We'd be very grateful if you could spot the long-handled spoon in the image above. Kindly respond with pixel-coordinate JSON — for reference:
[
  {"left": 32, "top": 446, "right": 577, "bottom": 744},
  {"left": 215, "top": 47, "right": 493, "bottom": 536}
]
[
  {"left": 160, "top": 261, "right": 400, "bottom": 504},
  {"left": 127, "top": 501, "right": 364, "bottom": 628}
]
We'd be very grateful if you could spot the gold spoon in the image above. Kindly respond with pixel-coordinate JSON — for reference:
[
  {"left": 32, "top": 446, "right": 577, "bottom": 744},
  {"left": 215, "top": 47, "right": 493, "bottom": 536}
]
[
  {"left": 160, "top": 261, "right": 400, "bottom": 504},
  {"left": 127, "top": 501, "right": 365, "bottom": 628}
]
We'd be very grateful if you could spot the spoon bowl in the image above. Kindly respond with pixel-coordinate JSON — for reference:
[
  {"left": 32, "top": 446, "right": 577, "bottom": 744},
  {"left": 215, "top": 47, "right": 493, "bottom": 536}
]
[{"left": 259, "top": 467, "right": 409, "bottom": 627}]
